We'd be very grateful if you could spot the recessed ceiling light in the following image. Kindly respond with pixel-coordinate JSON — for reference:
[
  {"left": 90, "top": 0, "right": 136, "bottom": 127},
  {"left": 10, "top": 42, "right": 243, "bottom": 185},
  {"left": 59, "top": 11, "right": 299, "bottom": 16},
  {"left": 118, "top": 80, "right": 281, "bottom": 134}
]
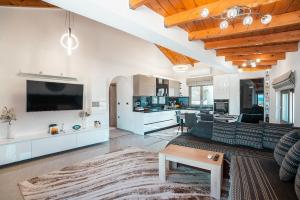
[
  {"left": 200, "top": 8, "right": 209, "bottom": 18},
  {"left": 242, "top": 63, "right": 247, "bottom": 67},
  {"left": 251, "top": 61, "right": 257, "bottom": 68},
  {"left": 256, "top": 58, "right": 261, "bottom": 63}
]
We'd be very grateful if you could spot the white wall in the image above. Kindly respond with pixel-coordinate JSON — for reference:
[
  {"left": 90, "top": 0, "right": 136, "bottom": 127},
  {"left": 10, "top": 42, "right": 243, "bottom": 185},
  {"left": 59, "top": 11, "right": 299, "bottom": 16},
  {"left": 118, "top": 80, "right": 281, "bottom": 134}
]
[
  {"left": 213, "top": 71, "right": 265, "bottom": 116},
  {"left": 0, "top": 7, "right": 175, "bottom": 138},
  {"left": 269, "top": 42, "right": 300, "bottom": 126}
]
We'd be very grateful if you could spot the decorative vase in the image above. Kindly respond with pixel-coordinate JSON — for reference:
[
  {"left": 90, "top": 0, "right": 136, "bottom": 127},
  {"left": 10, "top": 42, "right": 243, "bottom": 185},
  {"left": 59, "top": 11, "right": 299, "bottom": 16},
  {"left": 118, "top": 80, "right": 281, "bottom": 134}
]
[{"left": 7, "top": 123, "right": 14, "bottom": 139}]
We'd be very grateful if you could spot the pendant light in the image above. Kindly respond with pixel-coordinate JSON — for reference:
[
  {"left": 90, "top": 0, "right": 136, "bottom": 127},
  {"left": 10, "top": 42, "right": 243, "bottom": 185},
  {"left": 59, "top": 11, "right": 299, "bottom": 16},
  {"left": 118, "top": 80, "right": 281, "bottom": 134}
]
[
  {"left": 199, "top": 6, "right": 272, "bottom": 30},
  {"left": 60, "top": 11, "right": 79, "bottom": 56}
]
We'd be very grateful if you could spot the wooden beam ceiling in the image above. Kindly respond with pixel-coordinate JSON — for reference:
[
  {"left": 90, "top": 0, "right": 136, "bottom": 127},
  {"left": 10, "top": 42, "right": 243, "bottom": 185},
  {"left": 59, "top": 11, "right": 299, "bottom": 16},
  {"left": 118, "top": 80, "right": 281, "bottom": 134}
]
[
  {"left": 189, "top": 10, "right": 300, "bottom": 40},
  {"left": 225, "top": 53, "right": 286, "bottom": 61},
  {"left": 216, "top": 43, "right": 298, "bottom": 56},
  {"left": 164, "top": 0, "right": 280, "bottom": 27},
  {"left": 0, "top": 0, "right": 54, "bottom": 7},
  {"left": 205, "top": 30, "right": 300, "bottom": 49},
  {"left": 129, "top": 0, "right": 150, "bottom": 9},
  {"left": 239, "top": 66, "right": 272, "bottom": 72},
  {"left": 131, "top": 0, "right": 300, "bottom": 72},
  {"left": 155, "top": 44, "right": 199, "bottom": 66},
  {"left": 232, "top": 60, "right": 277, "bottom": 66}
]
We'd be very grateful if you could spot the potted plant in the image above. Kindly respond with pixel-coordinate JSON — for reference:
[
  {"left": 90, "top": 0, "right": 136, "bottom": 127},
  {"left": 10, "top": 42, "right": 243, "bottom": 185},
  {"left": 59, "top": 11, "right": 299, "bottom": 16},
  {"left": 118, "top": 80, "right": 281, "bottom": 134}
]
[
  {"left": 0, "top": 107, "right": 16, "bottom": 139},
  {"left": 79, "top": 110, "right": 91, "bottom": 129}
]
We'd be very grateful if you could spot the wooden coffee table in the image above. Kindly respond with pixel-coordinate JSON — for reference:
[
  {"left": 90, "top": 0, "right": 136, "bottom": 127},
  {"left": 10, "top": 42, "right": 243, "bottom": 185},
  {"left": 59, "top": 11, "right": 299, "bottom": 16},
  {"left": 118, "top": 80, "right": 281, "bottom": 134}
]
[{"left": 159, "top": 144, "right": 224, "bottom": 199}]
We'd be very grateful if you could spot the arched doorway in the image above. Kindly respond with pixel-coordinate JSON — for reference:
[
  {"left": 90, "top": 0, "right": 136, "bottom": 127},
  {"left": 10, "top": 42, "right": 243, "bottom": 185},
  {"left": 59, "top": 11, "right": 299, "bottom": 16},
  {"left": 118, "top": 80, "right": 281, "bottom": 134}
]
[{"left": 109, "top": 76, "right": 133, "bottom": 130}]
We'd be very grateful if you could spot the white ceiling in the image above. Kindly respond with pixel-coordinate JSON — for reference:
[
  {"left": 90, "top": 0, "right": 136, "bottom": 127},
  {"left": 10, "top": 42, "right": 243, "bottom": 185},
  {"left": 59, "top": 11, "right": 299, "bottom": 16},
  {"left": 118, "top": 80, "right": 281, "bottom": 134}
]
[{"left": 43, "top": 0, "right": 236, "bottom": 74}]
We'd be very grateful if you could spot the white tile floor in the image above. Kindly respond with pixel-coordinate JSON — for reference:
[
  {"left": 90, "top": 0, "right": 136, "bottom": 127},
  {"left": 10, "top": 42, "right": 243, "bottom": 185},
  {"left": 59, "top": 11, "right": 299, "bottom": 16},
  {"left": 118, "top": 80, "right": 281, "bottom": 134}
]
[{"left": 0, "top": 128, "right": 174, "bottom": 200}]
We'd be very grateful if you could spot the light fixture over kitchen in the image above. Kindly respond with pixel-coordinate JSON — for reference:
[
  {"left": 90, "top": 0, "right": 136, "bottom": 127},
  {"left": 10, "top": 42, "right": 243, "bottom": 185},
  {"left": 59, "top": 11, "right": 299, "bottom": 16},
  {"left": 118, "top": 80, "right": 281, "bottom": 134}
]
[
  {"left": 200, "top": 6, "right": 272, "bottom": 30},
  {"left": 172, "top": 64, "right": 190, "bottom": 73},
  {"left": 60, "top": 11, "right": 79, "bottom": 56}
]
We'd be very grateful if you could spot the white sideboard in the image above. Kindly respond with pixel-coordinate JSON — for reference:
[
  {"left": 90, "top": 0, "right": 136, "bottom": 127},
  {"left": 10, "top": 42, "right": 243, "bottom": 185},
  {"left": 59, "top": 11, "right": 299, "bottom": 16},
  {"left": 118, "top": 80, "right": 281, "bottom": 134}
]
[{"left": 0, "top": 128, "right": 109, "bottom": 166}]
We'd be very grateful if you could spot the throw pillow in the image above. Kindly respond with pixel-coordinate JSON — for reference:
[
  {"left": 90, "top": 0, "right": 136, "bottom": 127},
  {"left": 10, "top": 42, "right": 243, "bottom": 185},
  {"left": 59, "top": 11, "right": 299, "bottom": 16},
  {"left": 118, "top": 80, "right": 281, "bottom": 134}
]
[
  {"left": 274, "top": 129, "right": 300, "bottom": 166},
  {"left": 235, "top": 122, "right": 264, "bottom": 149},
  {"left": 261, "top": 122, "right": 294, "bottom": 150},
  {"left": 295, "top": 166, "right": 300, "bottom": 199},
  {"left": 211, "top": 121, "right": 236, "bottom": 145},
  {"left": 280, "top": 140, "right": 300, "bottom": 181}
]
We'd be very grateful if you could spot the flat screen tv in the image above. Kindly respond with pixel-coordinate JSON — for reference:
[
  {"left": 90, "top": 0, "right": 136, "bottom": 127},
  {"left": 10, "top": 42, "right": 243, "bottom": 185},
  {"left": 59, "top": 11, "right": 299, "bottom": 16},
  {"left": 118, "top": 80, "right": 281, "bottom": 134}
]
[{"left": 27, "top": 80, "right": 83, "bottom": 112}]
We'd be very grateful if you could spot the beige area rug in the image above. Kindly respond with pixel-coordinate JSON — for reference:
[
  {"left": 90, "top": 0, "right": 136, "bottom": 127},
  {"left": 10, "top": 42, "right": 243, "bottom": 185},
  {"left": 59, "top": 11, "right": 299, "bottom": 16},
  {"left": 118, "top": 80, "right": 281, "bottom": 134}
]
[
  {"left": 147, "top": 127, "right": 182, "bottom": 141},
  {"left": 19, "top": 148, "right": 229, "bottom": 200}
]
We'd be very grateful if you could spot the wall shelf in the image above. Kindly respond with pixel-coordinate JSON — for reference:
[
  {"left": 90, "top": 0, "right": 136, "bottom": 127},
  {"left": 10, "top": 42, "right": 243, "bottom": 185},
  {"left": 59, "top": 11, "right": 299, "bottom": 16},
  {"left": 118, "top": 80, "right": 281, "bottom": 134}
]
[{"left": 17, "top": 72, "right": 77, "bottom": 81}]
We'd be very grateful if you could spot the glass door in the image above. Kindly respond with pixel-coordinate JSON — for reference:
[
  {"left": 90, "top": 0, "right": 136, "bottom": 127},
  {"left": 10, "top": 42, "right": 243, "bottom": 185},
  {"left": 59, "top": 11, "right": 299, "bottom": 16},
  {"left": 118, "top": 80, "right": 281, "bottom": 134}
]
[{"left": 281, "top": 90, "right": 289, "bottom": 123}]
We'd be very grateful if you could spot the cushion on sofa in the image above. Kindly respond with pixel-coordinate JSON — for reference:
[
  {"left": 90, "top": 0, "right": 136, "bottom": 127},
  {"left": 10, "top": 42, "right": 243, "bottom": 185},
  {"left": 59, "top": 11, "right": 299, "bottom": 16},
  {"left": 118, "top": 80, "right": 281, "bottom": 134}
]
[
  {"left": 189, "top": 121, "right": 213, "bottom": 139},
  {"left": 230, "top": 156, "right": 297, "bottom": 200},
  {"left": 274, "top": 129, "right": 300, "bottom": 166},
  {"left": 235, "top": 122, "right": 264, "bottom": 149},
  {"left": 280, "top": 140, "right": 300, "bottom": 181},
  {"left": 262, "top": 122, "right": 294, "bottom": 150},
  {"left": 295, "top": 166, "right": 300, "bottom": 199},
  {"left": 211, "top": 121, "right": 236, "bottom": 145}
]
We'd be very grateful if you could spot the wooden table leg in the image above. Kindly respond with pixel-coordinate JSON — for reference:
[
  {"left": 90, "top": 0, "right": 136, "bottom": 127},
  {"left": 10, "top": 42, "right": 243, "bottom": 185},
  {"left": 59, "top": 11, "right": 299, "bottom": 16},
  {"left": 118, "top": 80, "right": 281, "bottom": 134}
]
[
  {"left": 181, "top": 119, "right": 184, "bottom": 133},
  {"left": 159, "top": 153, "right": 169, "bottom": 182},
  {"left": 211, "top": 165, "right": 222, "bottom": 199}
]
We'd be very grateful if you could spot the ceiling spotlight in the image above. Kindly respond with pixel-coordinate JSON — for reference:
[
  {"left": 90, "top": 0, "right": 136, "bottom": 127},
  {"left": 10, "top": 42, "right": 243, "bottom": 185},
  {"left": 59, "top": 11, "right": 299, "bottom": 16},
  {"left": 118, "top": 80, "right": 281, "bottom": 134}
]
[
  {"left": 220, "top": 20, "right": 229, "bottom": 30},
  {"left": 251, "top": 61, "right": 257, "bottom": 68},
  {"left": 200, "top": 8, "right": 209, "bottom": 18},
  {"left": 242, "top": 63, "right": 247, "bottom": 67},
  {"left": 256, "top": 58, "right": 261, "bottom": 63},
  {"left": 227, "top": 7, "right": 239, "bottom": 19},
  {"left": 261, "top": 14, "right": 272, "bottom": 25},
  {"left": 243, "top": 15, "right": 253, "bottom": 26}
]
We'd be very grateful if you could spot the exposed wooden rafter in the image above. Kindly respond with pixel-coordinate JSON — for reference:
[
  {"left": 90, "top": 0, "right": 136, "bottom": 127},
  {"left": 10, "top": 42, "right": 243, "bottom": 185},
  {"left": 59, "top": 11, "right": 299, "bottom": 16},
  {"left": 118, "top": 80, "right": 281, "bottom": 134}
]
[
  {"left": 129, "top": 0, "right": 150, "bottom": 9},
  {"left": 232, "top": 60, "right": 277, "bottom": 66},
  {"left": 164, "top": 0, "right": 280, "bottom": 27},
  {"left": 216, "top": 43, "right": 299, "bottom": 56},
  {"left": 189, "top": 10, "right": 300, "bottom": 40},
  {"left": 205, "top": 30, "right": 300, "bottom": 49},
  {"left": 0, "top": 0, "right": 54, "bottom": 7},
  {"left": 239, "top": 66, "right": 272, "bottom": 72},
  {"left": 156, "top": 44, "right": 199, "bottom": 66},
  {"left": 225, "top": 53, "right": 285, "bottom": 61}
]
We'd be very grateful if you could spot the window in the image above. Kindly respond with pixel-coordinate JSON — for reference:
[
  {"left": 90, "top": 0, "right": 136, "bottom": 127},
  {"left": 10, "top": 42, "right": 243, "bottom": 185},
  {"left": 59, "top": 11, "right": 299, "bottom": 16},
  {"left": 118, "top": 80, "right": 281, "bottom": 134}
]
[
  {"left": 281, "top": 90, "right": 294, "bottom": 124},
  {"left": 190, "top": 85, "right": 213, "bottom": 106}
]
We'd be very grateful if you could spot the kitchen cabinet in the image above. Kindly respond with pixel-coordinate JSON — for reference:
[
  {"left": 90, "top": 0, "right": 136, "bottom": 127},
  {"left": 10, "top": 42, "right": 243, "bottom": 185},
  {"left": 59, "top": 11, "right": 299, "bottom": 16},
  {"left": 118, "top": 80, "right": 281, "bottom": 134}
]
[
  {"left": 133, "top": 75, "right": 156, "bottom": 96},
  {"left": 169, "top": 80, "right": 180, "bottom": 97},
  {"left": 132, "top": 111, "right": 177, "bottom": 135}
]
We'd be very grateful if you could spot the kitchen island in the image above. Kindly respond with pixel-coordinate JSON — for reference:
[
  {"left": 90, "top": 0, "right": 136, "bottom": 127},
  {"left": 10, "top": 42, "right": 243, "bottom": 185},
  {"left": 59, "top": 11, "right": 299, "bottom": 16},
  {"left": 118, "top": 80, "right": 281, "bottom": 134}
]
[{"left": 132, "top": 108, "right": 201, "bottom": 135}]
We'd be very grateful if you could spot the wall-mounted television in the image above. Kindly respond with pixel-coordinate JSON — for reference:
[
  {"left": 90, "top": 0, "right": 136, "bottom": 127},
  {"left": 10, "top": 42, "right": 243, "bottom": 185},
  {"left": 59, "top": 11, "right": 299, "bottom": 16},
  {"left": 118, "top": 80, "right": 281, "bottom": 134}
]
[{"left": 27, "top": 80, "right": 84, "bottom": 112}]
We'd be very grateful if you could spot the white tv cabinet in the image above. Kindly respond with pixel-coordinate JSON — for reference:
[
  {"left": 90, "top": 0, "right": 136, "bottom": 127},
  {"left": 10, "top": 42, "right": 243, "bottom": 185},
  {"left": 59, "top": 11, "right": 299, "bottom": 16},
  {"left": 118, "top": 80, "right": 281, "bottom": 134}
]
[{"left": 0, "top": 127, "right": 109, "bottom": 166}]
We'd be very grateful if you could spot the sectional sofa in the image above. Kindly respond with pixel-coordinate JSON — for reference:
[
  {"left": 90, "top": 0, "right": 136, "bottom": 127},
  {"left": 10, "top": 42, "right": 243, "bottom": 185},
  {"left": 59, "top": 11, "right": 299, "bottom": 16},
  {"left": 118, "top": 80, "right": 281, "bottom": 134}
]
[{"left": 168, "top": 121, "right": 299, "bottom": 200}]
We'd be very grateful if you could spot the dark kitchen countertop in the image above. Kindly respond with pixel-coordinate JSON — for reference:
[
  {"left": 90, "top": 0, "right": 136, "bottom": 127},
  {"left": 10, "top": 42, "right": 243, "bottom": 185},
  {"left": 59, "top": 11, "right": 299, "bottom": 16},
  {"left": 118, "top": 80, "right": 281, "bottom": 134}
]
[{"left": 133, "top": 107, "right": 209, "bottom": 113}]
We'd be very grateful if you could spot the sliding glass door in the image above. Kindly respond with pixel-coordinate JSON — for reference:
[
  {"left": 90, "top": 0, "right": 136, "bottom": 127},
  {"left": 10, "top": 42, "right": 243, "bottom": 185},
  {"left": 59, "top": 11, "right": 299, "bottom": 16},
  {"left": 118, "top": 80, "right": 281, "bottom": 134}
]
[{"left": 281, "top": 90, "right": 294, "bottom": 124}]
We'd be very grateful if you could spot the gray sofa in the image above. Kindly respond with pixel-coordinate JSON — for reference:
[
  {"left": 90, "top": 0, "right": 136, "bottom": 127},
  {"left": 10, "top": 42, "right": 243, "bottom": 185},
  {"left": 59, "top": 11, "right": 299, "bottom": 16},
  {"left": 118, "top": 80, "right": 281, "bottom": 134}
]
[{"left": 168, "top": 121, "right": 298, "bottom": 200}]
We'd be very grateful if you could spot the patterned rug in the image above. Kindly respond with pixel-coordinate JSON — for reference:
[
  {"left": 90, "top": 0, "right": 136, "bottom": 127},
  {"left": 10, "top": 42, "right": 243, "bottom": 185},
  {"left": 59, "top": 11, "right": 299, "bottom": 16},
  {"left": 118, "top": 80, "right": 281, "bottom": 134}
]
[
  {"left": 19, "top": 148, "right": 229, "bottom": 200},
  {"left": 147, "top": 127, "right": 182, "bottom": 141}
]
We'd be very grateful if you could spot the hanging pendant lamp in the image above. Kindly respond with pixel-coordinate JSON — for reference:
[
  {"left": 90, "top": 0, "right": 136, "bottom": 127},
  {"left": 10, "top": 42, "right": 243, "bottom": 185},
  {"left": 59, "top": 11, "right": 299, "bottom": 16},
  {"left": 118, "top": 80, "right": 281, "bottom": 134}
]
[{"left": 60, "top": 11, "right": 79, "bottom": 56}]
